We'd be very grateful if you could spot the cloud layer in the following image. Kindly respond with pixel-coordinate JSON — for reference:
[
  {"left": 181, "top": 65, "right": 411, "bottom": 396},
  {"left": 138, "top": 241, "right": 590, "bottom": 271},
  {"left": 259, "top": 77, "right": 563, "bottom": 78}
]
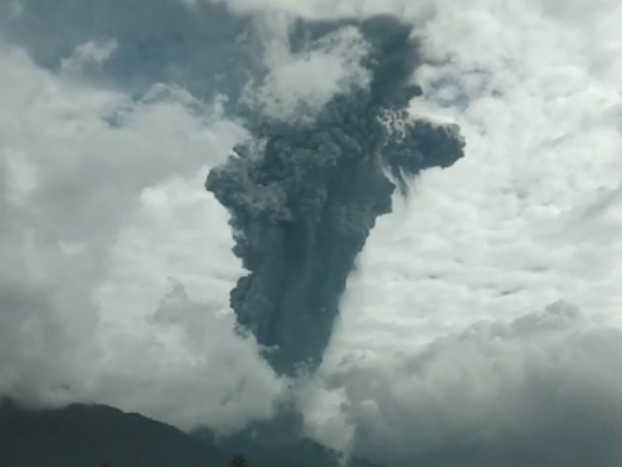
[
  {"left": 2, "top": 0, "right": 622, "bottom": 465},
  {"left": 0, "top": 35, "right": 279, "bottom": 432}
]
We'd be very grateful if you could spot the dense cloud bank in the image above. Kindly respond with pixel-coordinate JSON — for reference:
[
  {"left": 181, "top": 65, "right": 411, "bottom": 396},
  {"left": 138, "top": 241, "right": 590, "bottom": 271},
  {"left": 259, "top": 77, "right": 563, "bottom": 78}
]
[
  {"left": 304, "top": 302, "right": 622, "bottom": 466},
  {"left": 207, "top": 15, "right": 465, "bottom": 375},
  {"left": 0, "top": 2, "right": 280, "bottom": 432}
]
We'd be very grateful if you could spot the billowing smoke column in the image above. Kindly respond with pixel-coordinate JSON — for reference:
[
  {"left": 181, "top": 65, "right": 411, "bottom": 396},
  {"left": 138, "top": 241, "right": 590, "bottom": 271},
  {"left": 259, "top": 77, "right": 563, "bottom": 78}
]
[{"left": 207, "top": 15, "right": 465, "bottom": 376}]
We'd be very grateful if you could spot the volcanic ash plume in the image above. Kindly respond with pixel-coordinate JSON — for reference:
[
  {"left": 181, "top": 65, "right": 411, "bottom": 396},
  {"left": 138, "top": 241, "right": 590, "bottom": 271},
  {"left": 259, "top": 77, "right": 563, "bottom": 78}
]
[{"left": 206, "top": 15, "right": 466, "bottom": 376}]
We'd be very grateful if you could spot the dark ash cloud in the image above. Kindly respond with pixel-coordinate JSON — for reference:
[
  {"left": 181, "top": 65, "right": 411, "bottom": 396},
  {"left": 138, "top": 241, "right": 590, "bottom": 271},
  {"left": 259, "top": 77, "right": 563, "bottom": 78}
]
[{"left": 206, "top": 15, "right": 465, "bottom": 376}]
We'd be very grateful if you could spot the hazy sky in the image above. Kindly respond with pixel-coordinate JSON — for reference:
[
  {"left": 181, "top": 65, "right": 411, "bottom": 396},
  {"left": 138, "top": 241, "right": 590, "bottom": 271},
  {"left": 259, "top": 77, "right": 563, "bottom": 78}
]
[{"left": 2, "top": 0, "right": 622, "bottom": 465}]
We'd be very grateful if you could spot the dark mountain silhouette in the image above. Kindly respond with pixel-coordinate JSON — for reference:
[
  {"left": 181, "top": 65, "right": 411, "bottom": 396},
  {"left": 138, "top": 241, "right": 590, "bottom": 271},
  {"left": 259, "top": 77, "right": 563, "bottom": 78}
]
[
  {"left": 0, "top": 400, "right": 230, "bottom": 467},
  {"left": 0, "top": 400, "right": 383, "bottom": 467}
]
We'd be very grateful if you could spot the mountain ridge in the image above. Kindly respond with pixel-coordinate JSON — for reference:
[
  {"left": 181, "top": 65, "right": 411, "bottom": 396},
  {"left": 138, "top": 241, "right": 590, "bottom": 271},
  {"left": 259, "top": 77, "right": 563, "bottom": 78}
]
[{"left": 0, "top": 400, "right": 384, "bottom": 467}]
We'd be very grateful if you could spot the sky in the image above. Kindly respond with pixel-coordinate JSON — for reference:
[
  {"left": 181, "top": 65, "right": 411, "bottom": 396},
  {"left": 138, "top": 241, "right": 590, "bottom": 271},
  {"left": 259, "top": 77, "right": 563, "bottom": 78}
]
[{"left": 2, "top": 0, "right": 622, "bottom": 465}]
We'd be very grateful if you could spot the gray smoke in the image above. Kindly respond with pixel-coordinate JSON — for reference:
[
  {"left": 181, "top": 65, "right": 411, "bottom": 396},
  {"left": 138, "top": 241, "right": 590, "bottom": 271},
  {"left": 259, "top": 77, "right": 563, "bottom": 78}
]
[{"left": 206, "top": 15, "right": 465, "bottom": 375}]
